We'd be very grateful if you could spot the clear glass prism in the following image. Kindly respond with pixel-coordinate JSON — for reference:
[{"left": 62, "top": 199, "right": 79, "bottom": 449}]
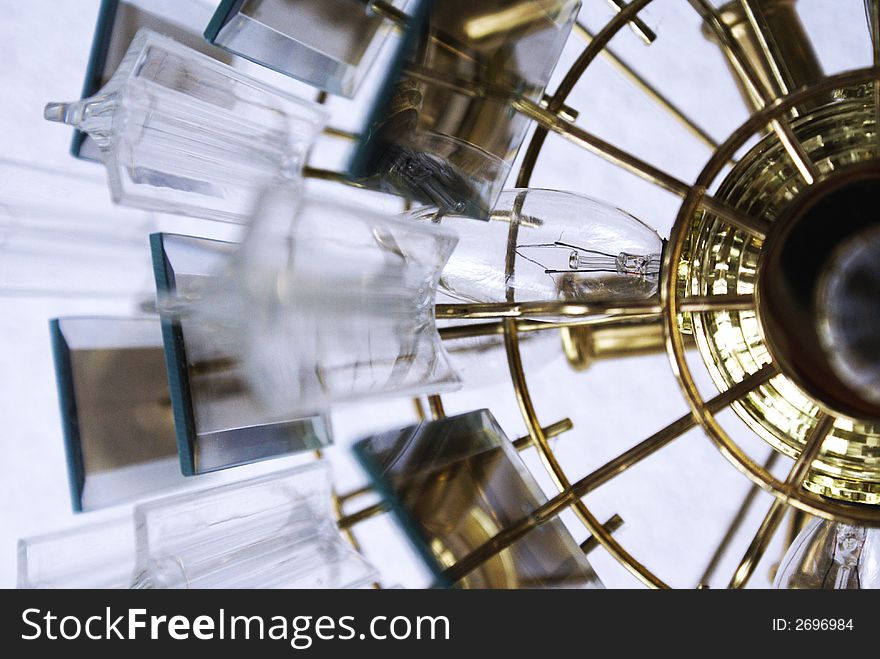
[
  {"left": 175, "top": 184, "right": 462, "bottom": 419},
  {"left": 132, "top": 461, "right": 377, "bottom": 588},
  {"left": 150, "top": 231, "right": 334, "bottom": 475},
  {"left": 44, "top": 29, "right": 327, "bottom": 223},
  {"left": 18, "top": 518, "right": 135, "bottom": 589}
]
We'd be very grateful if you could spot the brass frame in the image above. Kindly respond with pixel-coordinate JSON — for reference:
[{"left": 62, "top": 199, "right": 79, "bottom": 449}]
[{"left": 335, "top": 0, "right": 880, "bottom": 589}]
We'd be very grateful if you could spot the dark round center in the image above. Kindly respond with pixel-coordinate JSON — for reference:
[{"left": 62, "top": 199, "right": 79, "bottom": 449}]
[{"left": 758, "top": 166, "right": 880, "bottom": 420}]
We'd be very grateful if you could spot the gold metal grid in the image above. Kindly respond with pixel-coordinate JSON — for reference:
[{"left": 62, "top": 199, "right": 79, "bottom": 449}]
[{"left": 336, "top": 0, "right": 880, "bottom": 589}]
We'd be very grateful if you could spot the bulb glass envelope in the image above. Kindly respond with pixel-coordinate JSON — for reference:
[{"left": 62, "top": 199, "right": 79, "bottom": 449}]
[
  {"left": 354, "top": 409, "right": 604, "bottom": 588},
  {"left": 151, "top": 232, "right": 332, "bottom": 476},
  {"left": 350, "top": 0, "right": 581, "bottom": 218},
  {"left": 132, "top": 461, "right": 378, "bottom": 588},
  {"left": 45, "top": 29, "right": 327, "bottom": 223},
  {"left": 410, "top": 188, "right": 663, "bottom": 306},
  {"left": 774, "top": 518, "right": 880, "bottom": 589},
  {"left": 50, "top": 316, "right": 191, "bottom": 512},
  {"left": 178, "top": 185, "right": 462, "bottom": 419},
  {"left": 73, "top": 0, "right": 232, "bottom": 161},
  {"left": 205, "top": 0, "right": 417, "bottom": 98}
]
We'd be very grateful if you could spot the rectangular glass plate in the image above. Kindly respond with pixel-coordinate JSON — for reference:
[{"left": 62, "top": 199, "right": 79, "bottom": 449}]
[
  {"left": 349, "top": 0, "right": 580, "bottom": 218},
  {"left": 73, "top": 0, "right": 232, "bottom": 161},
  {"left": 354, "top": 409, "right": 604, "bottom": 588},
  {"left": 206, "top": 0, "right": 414, "bottom": 98},
  {"left": 50, "top": 316, "right": 184, "bottom": 511},
  {"left": 150, "top": 232, "right": 332, "bottom": 476}
]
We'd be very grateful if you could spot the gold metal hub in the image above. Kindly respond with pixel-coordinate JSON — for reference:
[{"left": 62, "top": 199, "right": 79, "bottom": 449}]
[{"left": 683, "top": 88, "right": 880, "bottom": 504}]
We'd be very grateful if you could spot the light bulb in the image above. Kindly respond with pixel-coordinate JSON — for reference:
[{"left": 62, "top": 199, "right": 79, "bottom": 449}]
[
  {"left": 409, "top": 188, "right": 663, "bottom": 305},
  {"left": 774, "top": 518, "right": 880, "bottom": 589}
]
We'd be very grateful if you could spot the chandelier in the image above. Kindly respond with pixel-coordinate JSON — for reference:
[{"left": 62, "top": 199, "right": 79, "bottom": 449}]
[{"left": 8, "top": 0, "right": 880, "bottom": 590}]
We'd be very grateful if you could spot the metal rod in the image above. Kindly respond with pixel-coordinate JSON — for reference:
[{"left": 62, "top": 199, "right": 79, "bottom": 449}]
[
  {"left": 516, "top": 0, "right": 654, "bottom": 187},
  {"left": 338, "top": 501, "right": 389, "bottom": 530},
  {"left": 338, "top": 484, "right": 374, "bottom": 504},
  {"left": 512, "top": 418, "right": 573, "bottom": 451},
  {"left": 726, "top": 414, "right": 834, "bottom": 588},
  {"left": 427, "top": 394, "right": 446, "bottom": 419},
  {"left": 727, "top": 497, "right": 787, "bottom": 589},
  {"left": 413, "top": 397, "right": 427, "bottom": 421},
  {"left": 698, "top": 451, "right": 780, "bottom": 585},
  {"left": 687, "top": 0, "right": 819, "bottom": 185},
  {"left": 438, "top": 314, "right": 662, "bottom": 340},
  {"left": 785, "top": 414, "right": 835, "bottom": 490},
  {"left": 513, "top": 96, "right": 692, "bottom": 196},
  {"left": 435, "top": 293, "right": 753, "bottom": 321},
  {"left": 699, "top": 191, "right": 771, "bottom": 239},
  {"left": 442, "top": 363, "right": 775, "bottom": 586},
  {"left": 607, "top": 0, "right": 656, "bottom": 44},
  {"left": 869, "top": 0, "right": 880, "bottom": 65},
  {"left": 302, "top": 166, "right": 368, "bottom": 188},
  {"left": 323, "top": 126, "right": 359, "bottom": 141},
  {"left": 870, "top": 0, "right": 880, "bottom": 158},
  {"left": 573, "top": 22, "right": 718, "bottom": 150},
  {"left": 580, "top": 514, "right": 625, "bottom": 554}
]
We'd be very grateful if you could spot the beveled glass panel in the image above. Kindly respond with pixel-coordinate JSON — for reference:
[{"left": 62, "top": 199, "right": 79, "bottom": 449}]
[
  {"left": 206, "top": 0, "right": 413, "bottom": 98},
  {"left": 354, "top": 409, "right": 604, "bottom": 588},
  {"left": 351, "top": 0, "right": 581, "bottom": 217},
  {"left": 151, "top": 232, "right": 332, "bottom": 476},
  {"left": 50, "top": 316, "right": 184, "bottom": 511}
]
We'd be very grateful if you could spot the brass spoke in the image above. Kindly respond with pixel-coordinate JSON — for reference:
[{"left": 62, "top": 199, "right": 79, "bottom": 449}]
[
  {"left": 738, "top": 0, "right": 791, "bottom": 99},
  {"left": 568, "top": 363, "right": 776, "bottom": 497},
  {"left": 580, "top": 514, "right": 625, "bottom": 555},
  {"left": 607, "top": 0, "right": 656, "bottom": 44},
  {"left": 679, "top": 293, "right": 755, "bottom": 314},
  {"left": 573, "top": 22, "right": 718, "bottom": 150},
  {"left": 512, "top": 97, "right": 692, "bottom": 197},
  {"left": 868, "top": 0, "right": 880, "bottom": 159},
  {"left": 441, "top": 364, "right": 776, "bottom": 585},
  {"left": 436, "top": 293, "right": 752, "bottom": 321},
  {"left": 512, "top": 418, "right": 573, "bottom": 451},
  {"left": 698, "top": 451, "right": 780, "bottom": 586},
  {"left": 727, "top": 497, "right": 787, "bottom": 589},
  {"left": 427, "top": 394, "right": 446, "bottom": 420},
  {"left": 867, "top": 0, "right": 880, "bottom": 65},
  {"left": 698, "top": 193, "right": 771, "bottom": 240},
  {"left": 439, "top": 314, "right": 661, "bottom": 340},
  {"left": 337, "top": 502, "right": 388, "bottom": 530},
  {"left": 727, "top": 414, "right": 834, "bottom": 588},
  {"left": 687, "top": 0, "right": 819, "bottom": 185},
  {"left": 785, "top": 414, "right": 835, "bottom": 491},
  {"left": 435, "top": 297, "right": 663, "bottom": 321}
]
